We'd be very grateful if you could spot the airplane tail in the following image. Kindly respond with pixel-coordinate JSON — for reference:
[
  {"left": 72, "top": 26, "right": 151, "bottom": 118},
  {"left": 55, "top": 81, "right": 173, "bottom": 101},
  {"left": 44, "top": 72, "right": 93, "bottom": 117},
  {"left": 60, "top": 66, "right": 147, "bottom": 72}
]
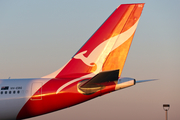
[{"left": 43, "top": 3, "right": 145, "bottom": 78}]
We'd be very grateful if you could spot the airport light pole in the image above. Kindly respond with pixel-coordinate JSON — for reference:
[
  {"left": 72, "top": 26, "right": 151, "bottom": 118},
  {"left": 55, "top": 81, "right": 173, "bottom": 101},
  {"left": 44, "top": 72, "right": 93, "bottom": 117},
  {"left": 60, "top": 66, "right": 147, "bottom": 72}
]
[{"left": 163, "top": 104, "right": 170, "bottom": 120}]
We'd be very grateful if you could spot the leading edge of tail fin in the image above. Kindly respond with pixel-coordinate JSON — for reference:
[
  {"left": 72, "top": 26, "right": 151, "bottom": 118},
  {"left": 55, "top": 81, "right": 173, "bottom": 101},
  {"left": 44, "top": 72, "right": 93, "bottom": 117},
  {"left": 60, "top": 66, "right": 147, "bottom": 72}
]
[{"left": 43, "top": 3, "right": 145, "bottom": 78}]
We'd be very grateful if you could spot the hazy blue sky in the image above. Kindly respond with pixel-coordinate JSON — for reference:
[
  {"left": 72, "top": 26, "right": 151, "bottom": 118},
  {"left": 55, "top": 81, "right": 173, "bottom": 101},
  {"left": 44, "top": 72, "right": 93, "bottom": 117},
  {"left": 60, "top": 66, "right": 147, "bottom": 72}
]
[{"left": 0, "top": 0, "right": 180, "bottom": 120}]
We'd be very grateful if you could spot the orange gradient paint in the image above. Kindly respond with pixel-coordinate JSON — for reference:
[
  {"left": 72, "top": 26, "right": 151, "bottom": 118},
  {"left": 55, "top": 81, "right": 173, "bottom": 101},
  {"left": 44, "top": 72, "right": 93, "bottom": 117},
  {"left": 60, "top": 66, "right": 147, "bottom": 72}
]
[
  {"left": 102, "top": 4, "right": 144, "bottom": 77},
  {"left": 102, "top": 34, "right": 135, "bottom": 77}
]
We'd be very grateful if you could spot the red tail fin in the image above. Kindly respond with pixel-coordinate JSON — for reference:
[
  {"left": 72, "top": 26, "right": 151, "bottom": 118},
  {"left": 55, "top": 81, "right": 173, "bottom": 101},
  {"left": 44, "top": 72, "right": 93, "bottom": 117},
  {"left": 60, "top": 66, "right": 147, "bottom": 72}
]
[{"left": 43, "top": 3, "right": 145, "bottom": 78}]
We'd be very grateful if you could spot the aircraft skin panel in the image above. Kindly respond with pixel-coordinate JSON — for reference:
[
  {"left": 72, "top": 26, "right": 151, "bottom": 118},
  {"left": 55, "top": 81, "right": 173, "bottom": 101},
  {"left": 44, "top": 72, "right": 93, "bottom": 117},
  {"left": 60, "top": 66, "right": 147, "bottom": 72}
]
[{"left": 0, "top": 3, "right": 145, "bottom": 120}]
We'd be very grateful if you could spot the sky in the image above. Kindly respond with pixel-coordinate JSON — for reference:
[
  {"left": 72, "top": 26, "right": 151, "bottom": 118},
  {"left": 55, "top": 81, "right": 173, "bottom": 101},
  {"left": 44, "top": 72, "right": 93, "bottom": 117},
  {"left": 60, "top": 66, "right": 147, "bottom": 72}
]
[{"left": 0, "top": 0, "right": 180, "bottom": 120}]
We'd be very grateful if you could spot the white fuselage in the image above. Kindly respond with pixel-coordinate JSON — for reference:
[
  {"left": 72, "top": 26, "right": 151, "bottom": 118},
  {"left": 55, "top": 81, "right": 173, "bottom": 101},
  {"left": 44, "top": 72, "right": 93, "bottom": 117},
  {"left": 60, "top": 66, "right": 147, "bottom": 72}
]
[{"left": 0, "top": 78, "right": 50, "bottom": 120}]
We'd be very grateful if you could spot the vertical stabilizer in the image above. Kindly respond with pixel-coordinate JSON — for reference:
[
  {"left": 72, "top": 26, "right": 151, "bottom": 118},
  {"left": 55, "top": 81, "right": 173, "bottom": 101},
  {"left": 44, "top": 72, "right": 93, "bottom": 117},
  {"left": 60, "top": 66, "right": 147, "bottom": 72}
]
[{"left": 43, "top": 3, "right": 145, "bottom": 78}]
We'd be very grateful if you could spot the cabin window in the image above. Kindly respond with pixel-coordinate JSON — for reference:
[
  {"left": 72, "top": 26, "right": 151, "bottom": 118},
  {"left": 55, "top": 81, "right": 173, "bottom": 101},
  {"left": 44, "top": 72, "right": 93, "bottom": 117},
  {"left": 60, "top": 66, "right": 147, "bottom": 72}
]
[{"left": 0, "top": 90, "right": 23, "bottom": 95}]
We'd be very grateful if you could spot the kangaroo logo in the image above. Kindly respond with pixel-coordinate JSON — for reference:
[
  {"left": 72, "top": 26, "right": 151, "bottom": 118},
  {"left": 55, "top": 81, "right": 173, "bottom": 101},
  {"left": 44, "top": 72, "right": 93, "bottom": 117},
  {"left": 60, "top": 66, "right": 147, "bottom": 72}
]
[
  {"left": 74, "top": 50, "right": 96, "bottom": 67},
  {"left": 73, "top": 37, "right": 108, "bottom": 69}
]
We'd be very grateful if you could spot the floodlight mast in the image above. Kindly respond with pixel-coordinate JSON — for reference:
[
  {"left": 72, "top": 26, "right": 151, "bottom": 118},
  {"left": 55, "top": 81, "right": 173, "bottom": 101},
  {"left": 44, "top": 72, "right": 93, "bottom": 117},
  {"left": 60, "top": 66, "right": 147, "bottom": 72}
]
[{"left": 163, "top": 104, "right": 170, "bottom": 120}]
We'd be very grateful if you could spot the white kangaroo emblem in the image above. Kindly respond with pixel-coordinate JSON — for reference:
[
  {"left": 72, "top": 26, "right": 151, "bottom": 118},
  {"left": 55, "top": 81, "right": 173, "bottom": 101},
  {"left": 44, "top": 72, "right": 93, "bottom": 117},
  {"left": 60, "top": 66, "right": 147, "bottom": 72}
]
[
  {"left": 74, "top": 50, "right": 95, "bottom": 67},
  {"left": 74, "top": 39, "right": 108, "bottom": 68}
]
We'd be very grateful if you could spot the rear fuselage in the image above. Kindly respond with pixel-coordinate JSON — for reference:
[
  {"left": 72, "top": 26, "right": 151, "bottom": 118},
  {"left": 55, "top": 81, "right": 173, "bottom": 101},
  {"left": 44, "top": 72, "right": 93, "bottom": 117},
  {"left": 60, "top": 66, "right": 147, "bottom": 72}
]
[{"left": 0, "top": 77, "right": 117, "bottom": 120}]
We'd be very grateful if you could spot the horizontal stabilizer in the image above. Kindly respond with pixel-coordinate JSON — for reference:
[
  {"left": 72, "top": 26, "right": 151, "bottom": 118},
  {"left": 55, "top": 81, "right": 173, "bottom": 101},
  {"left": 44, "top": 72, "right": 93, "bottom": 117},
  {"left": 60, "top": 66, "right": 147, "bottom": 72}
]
[
  {"left": 80, "top": 70, "right": 119, "bottom": 88},
  {"left": 136, "top": 79, "right": 158, "bottom": 84},
  {"left": 78, "top": 70, "right": 119, "bottom": 95}
]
